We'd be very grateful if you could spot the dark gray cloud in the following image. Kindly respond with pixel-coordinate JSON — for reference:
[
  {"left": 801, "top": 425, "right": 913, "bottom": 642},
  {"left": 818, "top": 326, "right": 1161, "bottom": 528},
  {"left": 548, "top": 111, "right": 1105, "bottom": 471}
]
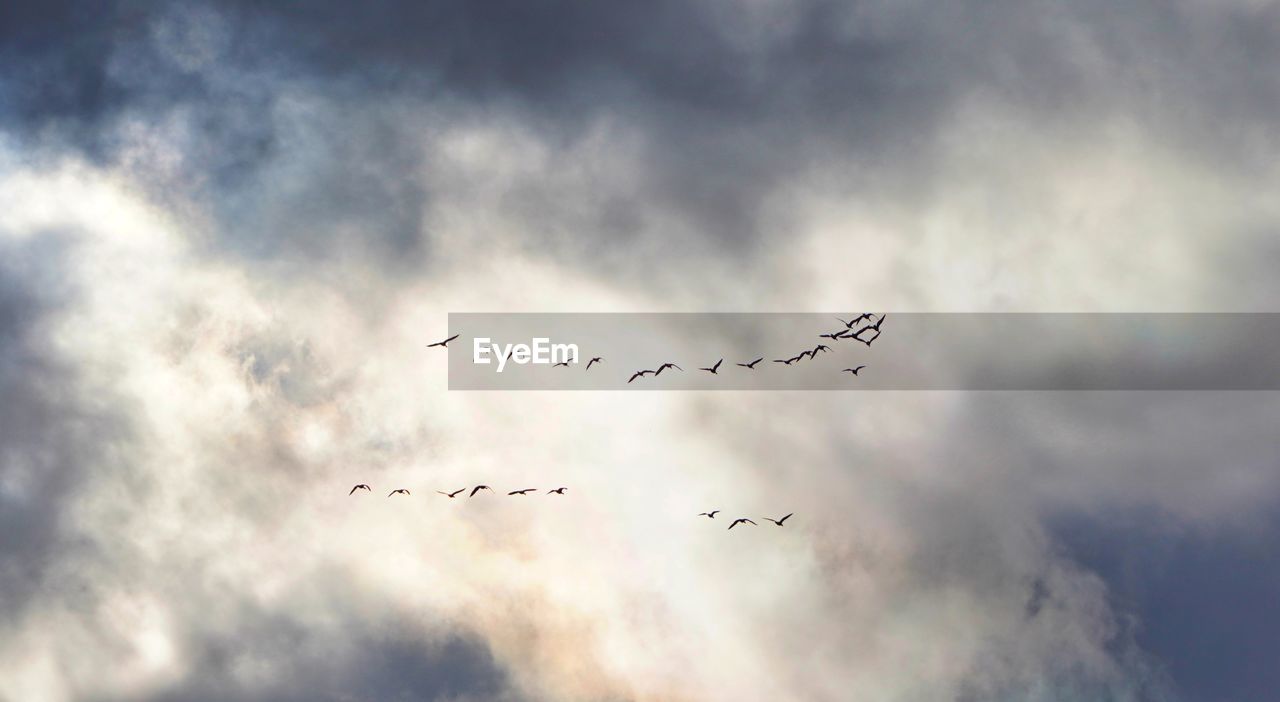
[
  {"left": 3, "top": 2, "right": 1280, "bottom": 700},
  {"left": 4, "top": 0, "right": 1272, "bottom": 280}
]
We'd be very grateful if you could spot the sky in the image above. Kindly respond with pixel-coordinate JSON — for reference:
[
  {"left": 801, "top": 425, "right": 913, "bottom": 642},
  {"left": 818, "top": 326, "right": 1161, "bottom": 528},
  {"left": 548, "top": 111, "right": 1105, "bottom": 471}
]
[{"left": 1, "top": 1, "right": 1279, "bottom": 700}]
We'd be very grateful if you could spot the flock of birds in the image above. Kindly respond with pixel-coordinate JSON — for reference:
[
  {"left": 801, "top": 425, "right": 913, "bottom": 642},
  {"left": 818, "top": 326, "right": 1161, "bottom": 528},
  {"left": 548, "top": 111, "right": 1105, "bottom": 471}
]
[
  {"left": 349, "top": 483, "right": 791, "bottom": 530},
  {"left": 350, "top": 484, "right": 567, "bottom": 497},
  {"left": 427, "top": 313, "right": 886, "bottom": 385},
  {"left": 409, "top": 314, "right": 887, "bottom": 530},
  {"left": 623, "top": 313, "right": 883, "bottom": 382}
]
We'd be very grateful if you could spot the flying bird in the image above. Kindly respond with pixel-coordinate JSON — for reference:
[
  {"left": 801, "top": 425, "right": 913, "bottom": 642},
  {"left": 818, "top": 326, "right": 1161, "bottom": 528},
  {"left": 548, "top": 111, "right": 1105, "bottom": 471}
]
[
  {"left": 427, "top": 334, "right": 460, "bottom": 348},
  {"left": 547, "top": 487, "right": 567, "bottom": 495},
  {"left": 813, "top": 344, "right": 831, "bottom": 354},
  {"left": 773, "top": 358, "right": 795, "bottom": 365},
  {"left": 819, "top": 331, "right": 845, "bottom": 340},
  {"left": 469, "top": 485, "right": 492, "bottom": 497},
  {"left": 763, "top": 513, "right": 793, "bottom": 526},
  {"left": 586, "top": 357, "right": 603, "bottom": 370},
  {"left": 699, "top": 359, "right": 723, "bottom": 374},
  {"left": 552, "top": 361, "right": 570, "bottom": 368},
  {"left": 837, "top": 314, "right": 874, "bottom": 328},
  {"left": 852, "top": 328, "right": 881, "bottom": 346},
  {"left": 737, "top": 357, "right": 763, "bottom": 369},
  {"left": 655, "top": 362, "right": 683, "bottom": 375},
  {"left": 728, "top": 518, "right": 757, "bottom": 530},
  {"left": 698, "top": 510, "right": 720, "bottom": 519},
  {"left": 843, "top": 366, "right": 867, "bottom": 376},
  {"left": 437, "top": 488, "right": 466, "bottom": 498},
  {"left": 508, "top": 488, "right": 537, "bottom": 496},
  {"left": 349, "top": 484, "right": 371, "bottom": 495},
  {"left": 628, "top": 370, "right": 654, "bottom": 383},
  {"left": 388, "top": 489, "right": 410, "bottom": 497}
]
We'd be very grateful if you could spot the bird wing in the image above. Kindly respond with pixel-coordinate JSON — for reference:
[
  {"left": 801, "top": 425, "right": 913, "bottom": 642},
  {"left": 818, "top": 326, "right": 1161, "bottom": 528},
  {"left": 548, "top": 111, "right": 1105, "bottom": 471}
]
[
  {"left": 349, "top": 486, "right": 359, "bottom": 495},
  {"left": 779, "top": 513, "right": 793, "bottom": 524}
]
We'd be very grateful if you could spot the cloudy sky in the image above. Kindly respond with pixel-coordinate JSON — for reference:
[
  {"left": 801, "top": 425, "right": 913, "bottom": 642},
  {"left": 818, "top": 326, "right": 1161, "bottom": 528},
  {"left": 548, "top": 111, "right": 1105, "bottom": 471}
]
[{"left": 2, "top": 1, "right": 1279, "bottom": 700}]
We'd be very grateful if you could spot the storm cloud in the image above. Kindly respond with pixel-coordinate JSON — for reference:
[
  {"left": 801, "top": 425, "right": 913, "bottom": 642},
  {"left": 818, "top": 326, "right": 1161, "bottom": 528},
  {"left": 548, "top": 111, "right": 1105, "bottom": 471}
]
[{"left": 2, "top": 1, "right": 1279, "bottom": 700}]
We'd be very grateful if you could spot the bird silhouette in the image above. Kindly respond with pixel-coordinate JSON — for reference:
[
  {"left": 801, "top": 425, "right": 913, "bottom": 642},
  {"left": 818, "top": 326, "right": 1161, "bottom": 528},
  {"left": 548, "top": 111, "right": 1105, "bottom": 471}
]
[
  {"left": 388, "top": 489, "right": 410, "bottom": 497},
  {"left": 552, "top": 361, "right": 570, "bottom": 368},
  {"left": 763, "top": 513, "right": 793, "bottom": 526},
  {"left": 628, "top": 370, "right": 654, "bottom": 383},
  {"left": 470, "top": 485, "right": 492, "bottom": 497},
  {"left": 851, "top": 328, "right": 881, "bottom": 346},
  {"left": 773, "top": 358, "right": 794, "bottom": 365},
  {"left": 349, "top": 484, "right": 371, "bottom": 495},
  {"left": 508, "top": 488, "right": 537, "bottom": 495},
  {"left": 586, "top": 357, "right": 603, "bottom": 370},
  {"left": 837, "top": 314, "right": 874, "bottom": 329},
  {"left": 813, "top": 344, "right": 831, "bottom": 355},
  {"left": 437, "top": 488, "right": 466, "bottom": 498},
  {"left": 819, "top": 331, "right": 845, "bottom": 340},
  {"left": 427, "top": 334, "right": 460, "bottom": 348},
  {"left": 737, "top": 358, "right": 763, "bottom": 369},
  {"left": 843, "top": 366, "right": 866, "bottom": 376},
  {"left": 699, "top": 359, "right": 723, "bottom": 374},
  {"left": 728, "top": 518, "right": 757, "bottom": 530},
  {"left": 655, "top": 362, "right": 683, "bottom": 375},
  {"left": 698, "top": 510, "right": 720, "bottom": 518},
  {"left": 547, "top": 487, "right": 567, "bottom": 495}
]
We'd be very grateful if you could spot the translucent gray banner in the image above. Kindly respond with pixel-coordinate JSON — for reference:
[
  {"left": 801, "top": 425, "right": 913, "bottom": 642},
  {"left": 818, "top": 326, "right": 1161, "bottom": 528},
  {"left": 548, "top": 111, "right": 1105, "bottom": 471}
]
[{"left": 444, "top": 313, "right": 1280, "bottom": 390}]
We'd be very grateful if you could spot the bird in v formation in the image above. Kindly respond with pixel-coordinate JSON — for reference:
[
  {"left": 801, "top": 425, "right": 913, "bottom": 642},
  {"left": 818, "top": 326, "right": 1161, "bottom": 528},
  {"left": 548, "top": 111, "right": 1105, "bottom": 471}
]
[
  {"left": 428, "top": 313, "right": 879, "bottom": 386},
  {"left": 354, "top": 484, "right": 570, "bottom": 498},
  {"left": 427, "top": 334, "right": 459, "bottom": 349},
  {"left": 353, "top": 486, "right": 789, "bottom": 534}
]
